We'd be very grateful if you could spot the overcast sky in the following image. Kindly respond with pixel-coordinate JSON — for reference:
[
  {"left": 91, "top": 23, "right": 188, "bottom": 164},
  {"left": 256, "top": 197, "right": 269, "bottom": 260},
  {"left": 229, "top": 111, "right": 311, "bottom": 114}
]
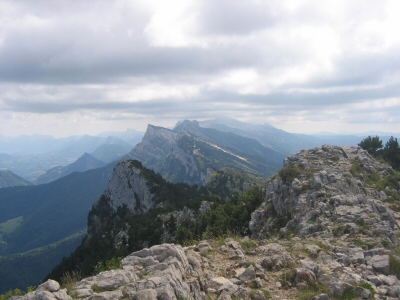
[{"left": 1, "top": 0, "right": 400, "bottom": 137}]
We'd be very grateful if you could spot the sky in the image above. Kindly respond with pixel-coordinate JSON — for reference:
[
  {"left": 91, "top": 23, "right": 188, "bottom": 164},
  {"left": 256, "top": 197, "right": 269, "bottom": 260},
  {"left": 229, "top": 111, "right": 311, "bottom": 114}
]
[{"left": 1, "top": 0, "right": 400, "bottom": 137}]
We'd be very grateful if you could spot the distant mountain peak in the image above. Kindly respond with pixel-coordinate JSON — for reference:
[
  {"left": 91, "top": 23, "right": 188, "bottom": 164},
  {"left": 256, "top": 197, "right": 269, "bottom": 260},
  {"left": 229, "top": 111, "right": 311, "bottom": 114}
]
[
  {"left": 0, "top": 169, "right": 32, "bottom": 188},
  {"left": 34, "top": 152, "right": 106, "bottom": 185},
  {"left": 126, "top": 121, "right": 284, "bottom": 185}
]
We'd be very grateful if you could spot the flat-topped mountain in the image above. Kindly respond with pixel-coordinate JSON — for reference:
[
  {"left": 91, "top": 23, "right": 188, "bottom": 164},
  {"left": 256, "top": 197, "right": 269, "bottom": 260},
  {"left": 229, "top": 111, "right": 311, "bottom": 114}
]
[{"left": 126, "top": 120, "right": 284, "bottom": 185}]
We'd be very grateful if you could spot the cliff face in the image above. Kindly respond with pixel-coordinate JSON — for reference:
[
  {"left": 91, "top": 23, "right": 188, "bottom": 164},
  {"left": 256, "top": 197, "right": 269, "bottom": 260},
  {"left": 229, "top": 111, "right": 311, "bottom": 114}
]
[
  {"left": 125, "top": 125, "right": 209, "bottom": 185},
  {"left": 125, "top": 124, "right": 178, "bottom": 171},
  {"left": 126, "top": 121, "right": 283, "bottom": 186},
  {"left": 250, "top": 145, "right": 397, "bottom": 243},
  {"left": 87, "top": 160, "right": 157, "bottom": 236},
  {"left": 106, "top": 159, "right": 155, "bottom": 214}
]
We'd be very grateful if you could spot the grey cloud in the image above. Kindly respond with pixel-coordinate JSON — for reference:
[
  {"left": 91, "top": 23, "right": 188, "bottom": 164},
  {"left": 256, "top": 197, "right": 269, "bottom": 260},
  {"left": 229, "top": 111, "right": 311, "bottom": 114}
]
[
  {"left": 201, "top": 82, "right": 400, "bottom": 109},
  {"left": 195, "top": 0, "right": 278, "bottom": 35},
  {"left": 3, "top": 81, "right": 399, "bottom": 116},
  {"left": 0, "top": 31, "right": 263, "bottom": 84},
  {"left": 1, "top": 0, "right": 399, "bottom": 136}
]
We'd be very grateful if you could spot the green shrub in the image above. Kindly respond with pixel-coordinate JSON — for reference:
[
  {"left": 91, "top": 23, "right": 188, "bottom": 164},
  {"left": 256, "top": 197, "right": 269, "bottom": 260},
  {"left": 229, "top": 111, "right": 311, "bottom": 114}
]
[
  {"left": 352, "top": 238, "right": 367, "bottom": 248},
  {"left": 342, "top": 286, "right": 357, "bottom": 299},
  {"left": 350, "top": 160, "right": 363, "bottom": 177},
  {"left": 366, "top": 172, "right": 380, "bottom": 185},
  {"left": 390, "top": 255, "right": 400, "bottom": 278},
  {"left": 297, "top": 283, "right": 329, "bottom": 300},
  {"left": 279, "top": 269, "right": 296, "bottom": 288},
  {"left": 360, "top": 282, "right": 375, "bottom": 296},
  {"left": 240, "top": 240, "right": 257, "bottom": 250},
  {"left": 60, "top": 270, "right": 82, "bottom": 291},
  {"left": 245, "top": 261, "right": 256, "bottom": 268},
  {"left": 316, "top": 241, "right": 331, "bottom": 252},
  {"left": 94, "top": 257, "right": 122, "bottom": 274},
  {"left": 0, "top": 289, "right": 24, "bottom": 300},
  {"left": 278, "top": 166, "right": 303, "bottom": 182},
  {"left": 91, "top": 284, "right": 107, "bottom": 293}
]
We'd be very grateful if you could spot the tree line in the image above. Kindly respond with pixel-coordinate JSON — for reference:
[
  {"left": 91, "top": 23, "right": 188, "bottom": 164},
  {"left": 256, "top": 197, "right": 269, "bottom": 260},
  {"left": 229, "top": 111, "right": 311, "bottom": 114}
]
[{"left": 359, "top": 135, "right": 400, "bottom": 169}]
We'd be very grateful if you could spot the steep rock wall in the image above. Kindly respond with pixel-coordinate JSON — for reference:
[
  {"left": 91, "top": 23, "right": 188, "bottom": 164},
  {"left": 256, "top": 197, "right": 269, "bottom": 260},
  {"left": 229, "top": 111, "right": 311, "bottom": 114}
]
[{"left": 106, "top": 159, "right": 155, "bottom": 214}]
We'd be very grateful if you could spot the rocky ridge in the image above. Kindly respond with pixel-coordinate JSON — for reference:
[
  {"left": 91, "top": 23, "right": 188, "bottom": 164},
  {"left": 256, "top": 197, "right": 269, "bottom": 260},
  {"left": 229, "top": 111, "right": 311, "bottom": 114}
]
[
  {"left": 250, "top": 145, "right": 398, "bottom": 242},
  {"left": 126, "top": 121, "right": 283, "bottom": 186},
  {"left": 125, "top": 124, "right": 208, "bottom": 186},
  {"left": 15, "top": 235, "right": 400, "bottom": 300}
]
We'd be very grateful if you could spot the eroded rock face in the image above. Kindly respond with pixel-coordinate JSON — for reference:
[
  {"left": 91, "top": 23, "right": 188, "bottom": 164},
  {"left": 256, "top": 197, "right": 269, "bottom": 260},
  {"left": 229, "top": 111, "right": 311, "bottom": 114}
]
[
  {"left": 125, "top": 124, "right": 211, "bottom": 186},
  {"left": 106, "top": 159, "right": 155, "bottom": 214},
  {"left": 250, "top": 145, "right": 398, "bottom": 243}
]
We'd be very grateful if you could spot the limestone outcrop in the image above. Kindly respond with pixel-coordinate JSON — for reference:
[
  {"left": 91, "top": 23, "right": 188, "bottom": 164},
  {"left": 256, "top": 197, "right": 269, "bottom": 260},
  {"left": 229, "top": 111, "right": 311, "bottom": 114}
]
[
  {"left": 250, "top": 145, "right": 398, "bottom": 243},
  {"left": 15, "top": 236, "right": 400, "bottom": 300},
  {"left": 106, "top": 159, "right": 155, "bottom": 214}
]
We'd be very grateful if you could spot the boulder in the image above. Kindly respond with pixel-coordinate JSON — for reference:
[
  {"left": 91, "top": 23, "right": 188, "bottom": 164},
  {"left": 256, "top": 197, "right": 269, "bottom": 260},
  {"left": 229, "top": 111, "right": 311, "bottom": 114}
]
[
  {"left": 237, "top": 266, "right": 256, "bottom": 282},
  {"left": 36, "top": 280, "right": 60, "bottom": 293},
  {"left": 371, "top": 255, "right": 390, "bottom": 275}
]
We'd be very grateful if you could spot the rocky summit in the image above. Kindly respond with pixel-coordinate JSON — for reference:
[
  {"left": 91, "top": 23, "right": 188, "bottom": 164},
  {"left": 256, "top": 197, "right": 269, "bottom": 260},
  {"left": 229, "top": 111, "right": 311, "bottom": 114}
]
[
  {"left": 15, "top": 145, "right": 400, "bottom": 299},
  {"left": 250, "top": 145, "right": 397, "bottom": 242}
]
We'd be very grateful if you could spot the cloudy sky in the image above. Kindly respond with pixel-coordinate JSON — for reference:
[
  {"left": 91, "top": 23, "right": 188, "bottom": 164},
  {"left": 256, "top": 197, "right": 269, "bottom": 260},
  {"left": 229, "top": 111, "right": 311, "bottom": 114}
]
[{"left": 1, "top": 0, "right": 400, "bottom": 137}]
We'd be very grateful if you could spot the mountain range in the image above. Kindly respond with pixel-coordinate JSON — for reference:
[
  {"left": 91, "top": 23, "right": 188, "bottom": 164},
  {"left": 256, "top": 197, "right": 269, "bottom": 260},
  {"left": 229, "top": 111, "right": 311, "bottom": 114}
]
[
  {"left": 0, "top": 133, "right": 142, "bottom": 182},
  {"left": 34, "top": 153, "right": 107, "bottom": 185},
  {"left": 1, "top": 118, "right": 400, "bottom": 294},
  {"left": 126, "top": 120, "right": 285, "bottom": 186},
  {"left": 0, "top": 162, "right": 116, "bottom": 292}
]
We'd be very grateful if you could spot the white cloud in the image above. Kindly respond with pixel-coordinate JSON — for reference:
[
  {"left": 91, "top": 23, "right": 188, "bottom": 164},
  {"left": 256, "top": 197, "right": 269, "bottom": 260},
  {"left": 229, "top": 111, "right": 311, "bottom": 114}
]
[{"left": 0, "top": 0, "right": 400, "bottom": 136}]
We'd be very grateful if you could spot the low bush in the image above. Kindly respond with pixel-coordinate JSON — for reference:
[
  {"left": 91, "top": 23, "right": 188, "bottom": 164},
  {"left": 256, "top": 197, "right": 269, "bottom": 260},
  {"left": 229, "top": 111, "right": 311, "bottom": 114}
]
[{"left": 278, "top": 166, "right": 303, "bottom": 182}]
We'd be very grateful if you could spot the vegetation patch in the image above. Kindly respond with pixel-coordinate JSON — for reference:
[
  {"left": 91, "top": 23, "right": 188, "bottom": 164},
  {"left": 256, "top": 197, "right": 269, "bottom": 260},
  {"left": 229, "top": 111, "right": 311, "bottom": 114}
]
[
  {"left": 91, "top": 284, "right": 107, "bottom": 293},
  {"left": 60, "top": 271, "right": 82, "bottom": 292},
  {"left": 297, "top": 283, "right": 329, "bottom": 300},
  {"left": 360, "top": 282, "right": 375, "bottom": 297},
  {"left": 249, "top": 288, "right": 272, "bottom": 299},
  {"left": 245, "top": 261, "right": 256, "bottom": 268},
  {"left": 240, "top": 240, "right": 258, "bottom": 250},
  {"left": 390, "top": 255, "right": 400, "bottom": 278},
  {"left": 342, "top": 286, "right": 357, "bottom": 300},
  {"left": 316, "top": 241, "right": 331, "bottom": 252},
  {"left": 93, "top": 257, "right": 122, "bottom": 274},
  {"left": 350, "top": 159, "right": 363, "bottom": 177},
  {"left": 0, "top": 289, "right": 24, "bottom": 300},
  {"left": 0, "top": 286, "right": 36, "bottom": 300},
  {"left": 0, "top": 216, "right": 24, "bottom": 235},
  {"left": 279, "top": 269, "right": 296, "bottom": 288},
  {"left": 278, "top": 165, "right": 303, "bottom": 182}
]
